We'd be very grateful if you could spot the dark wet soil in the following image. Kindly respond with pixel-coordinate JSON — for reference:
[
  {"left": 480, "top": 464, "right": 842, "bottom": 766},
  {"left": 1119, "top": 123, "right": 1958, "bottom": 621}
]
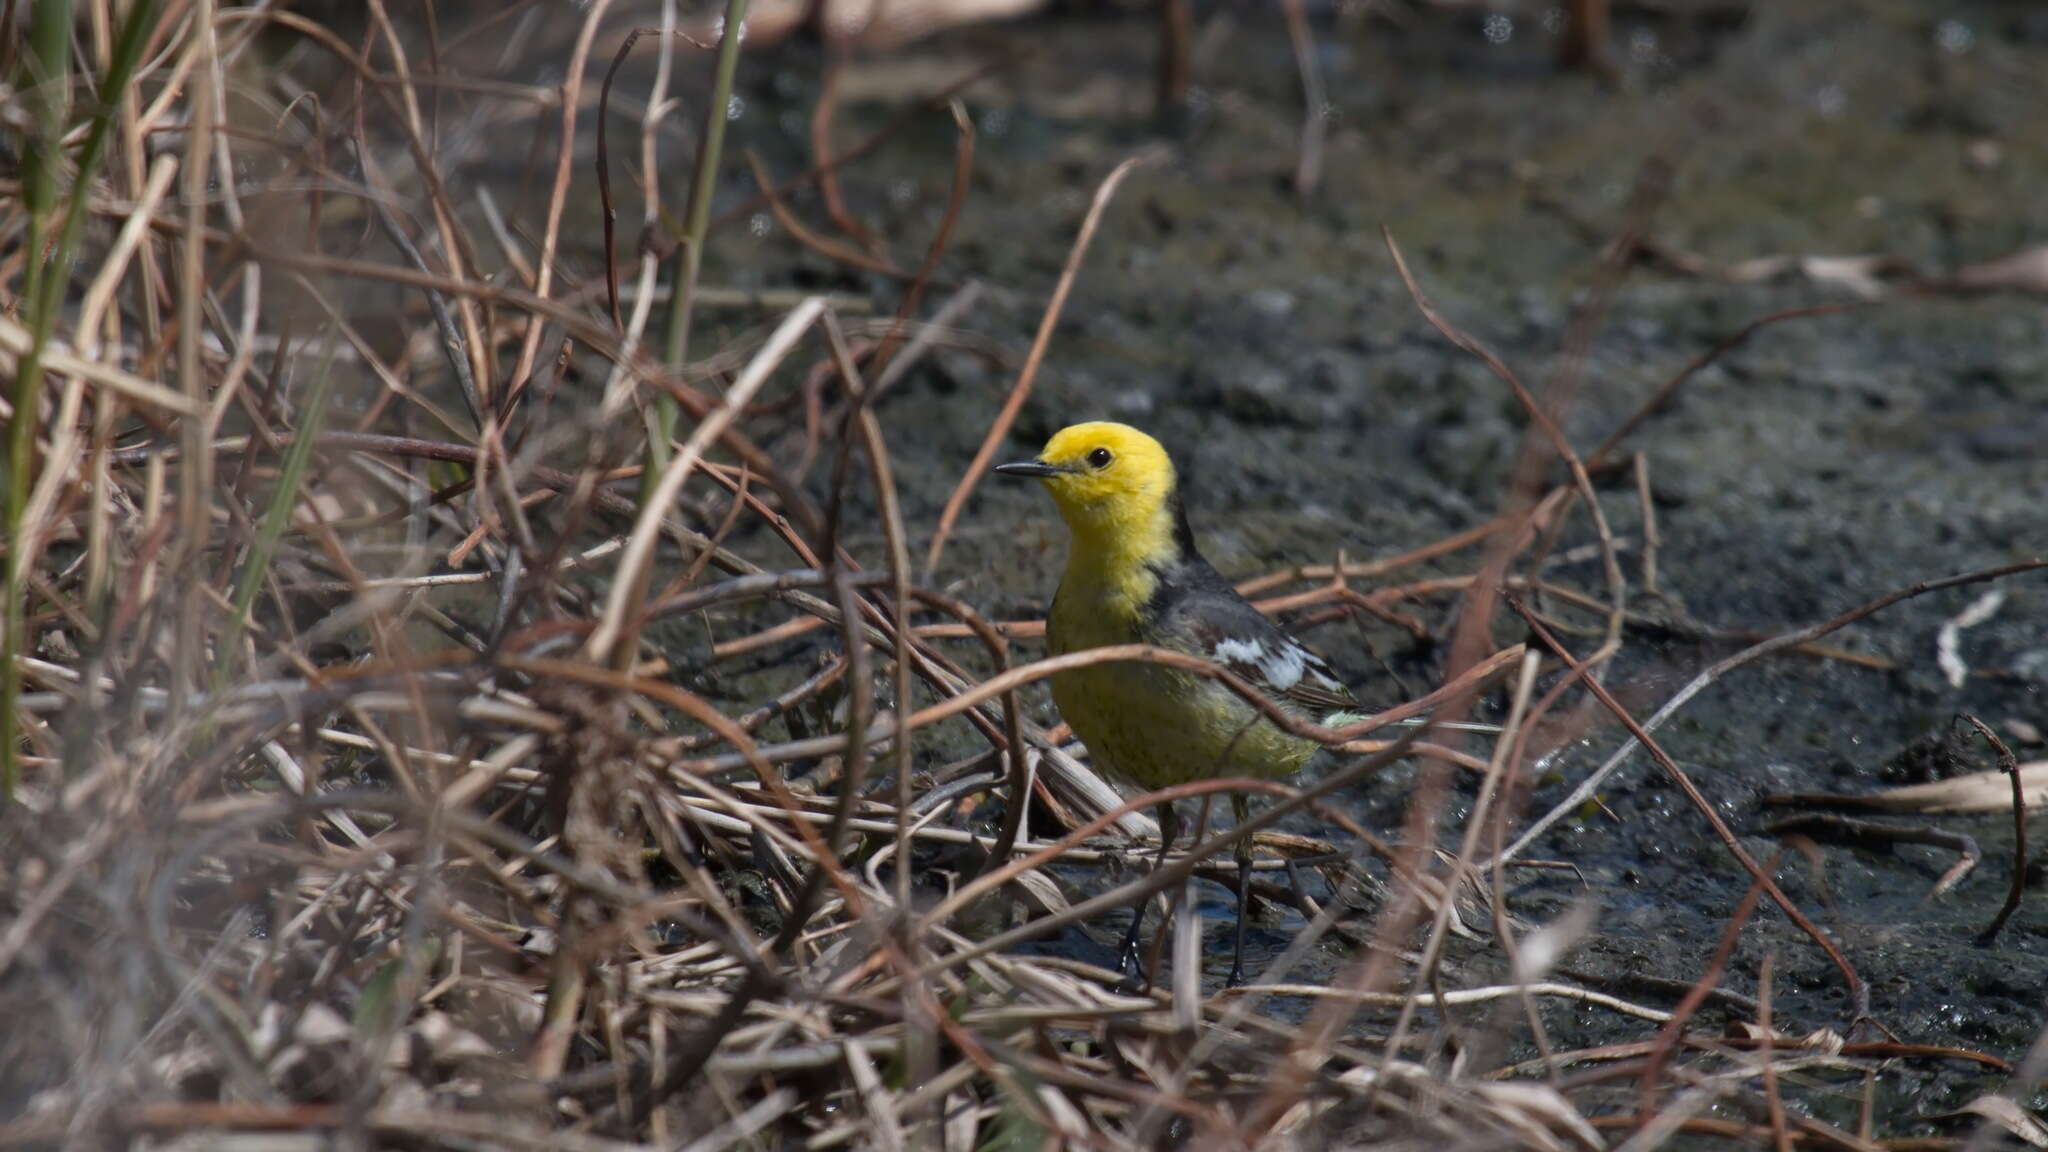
[{"left": 568, "top": 0, "right": 2048, "bottom": 1133}]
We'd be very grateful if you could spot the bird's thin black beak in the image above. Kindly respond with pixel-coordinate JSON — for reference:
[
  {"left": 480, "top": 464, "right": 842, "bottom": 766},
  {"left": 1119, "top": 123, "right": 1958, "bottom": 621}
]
[{"left": 993, "top": 460, "right": 1064, "bottom": 478}]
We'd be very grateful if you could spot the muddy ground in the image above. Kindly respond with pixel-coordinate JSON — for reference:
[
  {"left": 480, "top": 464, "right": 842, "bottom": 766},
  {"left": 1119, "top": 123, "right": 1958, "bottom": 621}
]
[{"left": 505, "top": 0, "right": 2048, "bottom": 1132}]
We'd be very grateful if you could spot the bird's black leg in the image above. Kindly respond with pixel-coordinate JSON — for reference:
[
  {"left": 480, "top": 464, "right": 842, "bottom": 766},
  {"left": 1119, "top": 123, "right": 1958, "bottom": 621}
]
[
  {"left": 1118, "top": 803, "right": 1178, "bottom": 985},
  {"left": 1115, "top": 900, "right": 1147, "bottom": 982},
  {"left": 1229, "top": 793, "right": 1254, "bottom": 988}
]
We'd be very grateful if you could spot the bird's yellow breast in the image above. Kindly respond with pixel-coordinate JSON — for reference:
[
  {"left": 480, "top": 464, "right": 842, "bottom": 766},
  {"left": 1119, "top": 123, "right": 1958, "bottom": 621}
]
[{"left": 1047, "top": 575, "right": 1317, "bottom": 792}]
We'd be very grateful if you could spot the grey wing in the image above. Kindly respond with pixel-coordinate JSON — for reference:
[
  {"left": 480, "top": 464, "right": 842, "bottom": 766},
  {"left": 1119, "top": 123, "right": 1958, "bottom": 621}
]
[{"left": 1151, "top": 579, "right": 1357, "bottom": 715}]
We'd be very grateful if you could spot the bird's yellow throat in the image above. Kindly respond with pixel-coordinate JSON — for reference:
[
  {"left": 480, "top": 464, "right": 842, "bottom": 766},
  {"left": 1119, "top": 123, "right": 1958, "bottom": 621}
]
[{"left": 1050, "top": 483, "right": 1177, "bottom": 623}]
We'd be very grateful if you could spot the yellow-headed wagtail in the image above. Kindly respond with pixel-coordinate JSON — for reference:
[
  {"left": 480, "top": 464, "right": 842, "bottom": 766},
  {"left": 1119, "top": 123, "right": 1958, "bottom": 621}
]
[{"left": 996, "top": 421, "right": 1359, "bottom": 984}]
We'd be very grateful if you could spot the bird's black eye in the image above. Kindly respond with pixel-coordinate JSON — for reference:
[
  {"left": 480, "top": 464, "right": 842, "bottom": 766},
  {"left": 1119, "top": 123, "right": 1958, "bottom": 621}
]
[{"left": 1086, "top": 447, "right": 1113, "bottom": 469}]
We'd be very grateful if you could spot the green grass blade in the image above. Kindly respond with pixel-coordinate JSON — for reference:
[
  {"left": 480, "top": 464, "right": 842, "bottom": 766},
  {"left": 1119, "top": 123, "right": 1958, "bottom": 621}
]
[
  {"left": 643, "top": 0, "right": 751, "bottom": 506},
  {"left": 214, "top": 329, "right": 342, "bottom": 686},
  {"left": 4, "top": 0, "right": 158, "bottom": 801}
]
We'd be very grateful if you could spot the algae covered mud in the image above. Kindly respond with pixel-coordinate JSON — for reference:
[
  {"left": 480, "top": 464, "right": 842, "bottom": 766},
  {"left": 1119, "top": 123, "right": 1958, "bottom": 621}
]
[{"left": 689, "top": 0, "right": 2048, "bottom": 1125}]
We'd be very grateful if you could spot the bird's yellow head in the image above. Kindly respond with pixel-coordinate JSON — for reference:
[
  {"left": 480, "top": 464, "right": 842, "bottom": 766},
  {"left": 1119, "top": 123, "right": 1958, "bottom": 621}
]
[{"left": 994, "top": 421, "right": 1181, "bottom": 569}]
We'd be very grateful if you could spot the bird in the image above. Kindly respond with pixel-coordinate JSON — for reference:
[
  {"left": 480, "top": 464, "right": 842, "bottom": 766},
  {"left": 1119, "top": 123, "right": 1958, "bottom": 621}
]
[{"left": 994, "top": 420, "right": 1360, "bottom": 985}]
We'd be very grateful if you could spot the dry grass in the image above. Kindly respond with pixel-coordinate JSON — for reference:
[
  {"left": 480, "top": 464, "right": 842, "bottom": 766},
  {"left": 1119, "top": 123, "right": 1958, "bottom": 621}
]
[{"left": 1, "top": 3, "right": 2038, "bottom": 1150}]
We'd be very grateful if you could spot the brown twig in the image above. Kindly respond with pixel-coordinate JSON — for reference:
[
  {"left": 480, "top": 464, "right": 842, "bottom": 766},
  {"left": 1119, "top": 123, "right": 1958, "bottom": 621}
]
[
  {"left": 1156, "top": 0, "right": 1192, "bottom": 114},
  {"left": 596, "top": 27, "right": 715, "bottom": 331},
  {"left": 1760, "top": 952, "right": 1795, "bottom": 1152},
  {"left": 1590, "top": 303, "right": 1863, "bottom": 468},
  {"left": 1636, "top": 856, "right": 1777, "bottom": 1122},
  {"left": 1958, "top": 714, "right": 2029, "bottom": 943},
  {"left": 809, "top": 41, "right": 879, "bottom": 254},
  {"left": 1763, "top": 813, "right": 1980, "bottom": 901},
  {"left": 710, "top": 48, "right": 1027, "bottom": 232},
  {"left": 1278, "top": 0, "right": 1325, "bottom": 198},
  {"left": 744, "top": 150, "right": 911, "bottom": 279},
  {"left": 1384, "top": 228, "right": 1629, "bottom": 672},
  {"left": 923, "top": 151, "right": 1157, "bottom": 577}
]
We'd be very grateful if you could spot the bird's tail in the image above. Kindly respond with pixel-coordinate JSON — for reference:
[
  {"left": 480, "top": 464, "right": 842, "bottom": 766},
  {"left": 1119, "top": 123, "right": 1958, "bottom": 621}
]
[{"left": 1325, "top": 712, "right": 1505, "bottom": 735}]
